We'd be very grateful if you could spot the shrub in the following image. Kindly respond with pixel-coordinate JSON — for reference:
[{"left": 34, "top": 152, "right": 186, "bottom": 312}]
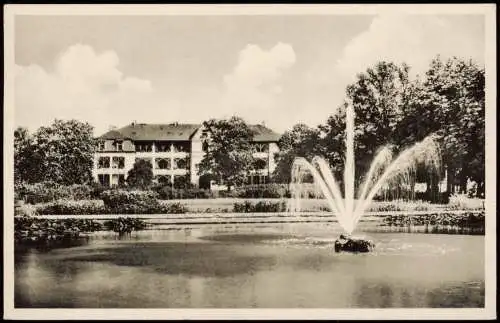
[
  {"left": 159, "top": 202, "right": 188, "bottom": 214},
  {"left": 154, "top": 186, "right": 212, "bottom": 200},
  {"left": 101, "top": 190, "right": 159, "bottom": 214},
  {"left": 233, "top": 201, "right": 253, "bottom": 213},
  {"left": 35, "top": 197, "right": 187, "bottom": 215},
  {"left": 153, "top": 183, "right": 294, "bottom": 200},
  {"left": 90, "top": 182, "right": 108, "bottom": 199},
  {"left": 36, "top": 199, "right": 107, "bottom": 215},
  {"left": 16, "top": 182, "right": 93, "bottom": 204},
  {"left": 101, "top": 190, "right": 187, "bottom": 214},
  {"left": 383, "top": 211, "right": 485, "bottom": 229},
  {"left": 67, "top": 184, "right": 92, "bottom": 200},
  {"left": 233, "top": 184, "right": 289, "bottom": 198},
  {"left": 204, "top": 207, "right": 230, "bottom": 213},
  {"left": 233, "top": 200, "right": 287, "bottom": 213}
]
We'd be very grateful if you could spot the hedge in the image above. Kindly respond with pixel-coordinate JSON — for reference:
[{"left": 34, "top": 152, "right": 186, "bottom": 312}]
[
  {"left": 16, "top": 182, "right": 94, "bottom": 204},
  {"left": 35, "top": 197, "right": 188, "bottom": 215},
  {"left": 36, "top": 200, "right": 107, "bottom": 215},
  {"left": 233, "top": 200, "right": 288, "bottom": 213},
  {"left": 383, "top": 211, "right": 485, "bottom": 228}
]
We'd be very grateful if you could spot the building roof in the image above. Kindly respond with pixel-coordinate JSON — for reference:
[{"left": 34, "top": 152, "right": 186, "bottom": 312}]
[
  {"left": 249, "top": 124, "right": 281, "bottom": 142},
  {"left": 99, "top": 123, "right": 200, "bottom": 141},
  {"left": 99, "top": 122, "right": 281, "bottom": 142},
  {"left": 100, "top": 129, "right": 131, "bottom": 140}
]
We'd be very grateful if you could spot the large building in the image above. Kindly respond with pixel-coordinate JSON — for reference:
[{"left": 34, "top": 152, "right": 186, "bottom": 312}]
[{"left": 93, "top": 122, "right": 281, "bottom": 187}]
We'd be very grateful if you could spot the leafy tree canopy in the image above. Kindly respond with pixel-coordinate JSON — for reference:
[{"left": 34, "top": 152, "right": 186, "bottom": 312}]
[
  {"left": 14, "top": 119, "right": 96, "bottom": 185},
  {"left": 127, "top": 159, "right": 154, "bottom": 189},
  {"left": 197, "top": 117, "right": 255, "bottom": 190}
]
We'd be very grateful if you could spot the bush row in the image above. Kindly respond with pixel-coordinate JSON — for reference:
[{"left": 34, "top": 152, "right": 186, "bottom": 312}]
[
  {"left": 233, "top": 201, "right": 288, "bottom": 213},
  {"left": 15, "top": 182, "right": 99, "bottom": 204},
  {"left": 152, "top": 185, "right": 287, "bottom": 199},
  {"left": 35, "top": 198, "right": 188, "bottom": 215},
  {"left": 16, "top": 181, "right": 468, "bottom": 208},
  {"left": 383, "top": 211, "right": 485, "bottom": 228},
  {"left": 16, "top": 182, "right": 300, "bottom": 202},
  {"left": 31, "top": 199, "right": 482, "bottom": 216}
]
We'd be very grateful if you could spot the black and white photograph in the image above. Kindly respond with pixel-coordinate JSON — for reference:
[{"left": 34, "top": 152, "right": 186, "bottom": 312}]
[{"left": 3, "top": 4, "right": 496, "bottom": 320}]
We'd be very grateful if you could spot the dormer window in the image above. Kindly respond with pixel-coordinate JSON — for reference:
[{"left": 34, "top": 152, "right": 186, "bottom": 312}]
[
  {"left": 115, "top": 141, "right": 123, "bottom": 151},
  {"left": 98, "top": 142, "right": 105, "bottom": 151}
]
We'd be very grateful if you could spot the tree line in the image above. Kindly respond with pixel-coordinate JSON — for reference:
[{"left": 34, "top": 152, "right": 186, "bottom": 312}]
[
  {"left": 14, "top": 56, "right": 485, "bottom": 197},
  {"left": 273, "top": 56, "right": 485, "bottom": 198}
]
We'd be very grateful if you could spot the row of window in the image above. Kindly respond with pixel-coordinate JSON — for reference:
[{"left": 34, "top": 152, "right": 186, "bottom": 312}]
[
  {"left": 97, "top": 173, "right": 188, "bottom": 187},
  {"left": 98, "top": 141, "right": 190, "bottom": 152},
  {"left": 98, "top": 157, "right": 125, "bottom": 169},
  {"left": 136, "top": 157, "right": 189, "bottom": 170},
  {"left": 99, "top": 142, "right": 123, "bottom": 151},
  {"left": 97, "top": 174, "right": 126, "bottom": 186},
  {"left": 155, "top": 175, "right": 188, "bottom": 186},
  {"left": 97, "top": 156, "right": 264, "bottom": 171},
  {"left": 202, "top": 142, "right": 270, "bottom": 153},
  {"left": 97, "top": 157, "right": 190, "bottom": 170},
  {"left": 246, "top": 175, "right": 270, "bottom": 185}
]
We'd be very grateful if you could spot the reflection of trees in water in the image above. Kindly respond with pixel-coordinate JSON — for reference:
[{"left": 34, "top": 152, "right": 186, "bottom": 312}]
[
  {"left": 426, "top": 281, "right": 485, "bottom": 308},
  {"left": 15, "top": 237, "right": 90, "bottom": 255},
  {"left": 355, "top": 280, "right": 484, "bottom": 308},
  {"left": 15, "top": 250, "right": 83, "bottom": 308}
]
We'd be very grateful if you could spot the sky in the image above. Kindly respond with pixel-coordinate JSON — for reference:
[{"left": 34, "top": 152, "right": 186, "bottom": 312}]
[{"left": 14, "top": 14, "right": 485, "bottom": 136}]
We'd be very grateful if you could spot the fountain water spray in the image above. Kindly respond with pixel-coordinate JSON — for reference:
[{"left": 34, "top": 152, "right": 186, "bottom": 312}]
[{"left": 290, "top": 104, "right": 441, "bottom": 235}]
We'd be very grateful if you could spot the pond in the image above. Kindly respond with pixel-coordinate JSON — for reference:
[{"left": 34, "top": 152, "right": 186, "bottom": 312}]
[{"left": 14, "top": 222, "right": 485, "bottom": 308}]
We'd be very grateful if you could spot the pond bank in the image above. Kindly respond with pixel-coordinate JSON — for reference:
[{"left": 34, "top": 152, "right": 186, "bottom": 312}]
[{"left": 27, "top": 209, "right": 484, "bottom": 221}]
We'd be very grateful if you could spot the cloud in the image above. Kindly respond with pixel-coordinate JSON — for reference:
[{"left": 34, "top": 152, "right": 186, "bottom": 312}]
[
  {"left": 335, "top": 15, "right": 484, "bottom": 83},
  {"left": 301, "top": 14, "right": 485, "bottom": 129},
  {"left": 15, "top": 44, "right": 153, "bottom": 134},
  {"left": 220, "top": 42, "right": 296, "bottom": 121},
  {"left": 15, "top": 42, "right": 297, "bottom": 134}
]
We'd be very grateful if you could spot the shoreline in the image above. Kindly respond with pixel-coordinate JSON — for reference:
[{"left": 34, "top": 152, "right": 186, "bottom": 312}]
[{"left": 24, "top": 209, "right": 484, "bottom": 223}]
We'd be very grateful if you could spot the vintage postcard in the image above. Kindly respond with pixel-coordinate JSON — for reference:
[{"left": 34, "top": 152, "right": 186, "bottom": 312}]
[{"left": 3, "top": 4, "right": 496, "bottom": 320}]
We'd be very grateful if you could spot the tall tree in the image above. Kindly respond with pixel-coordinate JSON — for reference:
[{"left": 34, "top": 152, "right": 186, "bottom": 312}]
[
  {"left": 319, "top": 62, "right": 413, "bottom": 190},
  {"left": 30, "top": 119, "right": 97, "bottom": 185},
  {"left": 14, "top": 127, "right": 43, "bottom": 184},
  {"left": 14, "top": 120, "right": 96, "bottom": 185},
  {"left": 398, "top": 56, "right": 485, "bottom": 196},
  {"left": 127, "top": 159, "right": 154, "bottom": 189},
  {"left": 272, "top": 123, "right": 323, "bottom": 183},
  {"left": 198, "top": 117, "right": 255, "bottom": 190}
]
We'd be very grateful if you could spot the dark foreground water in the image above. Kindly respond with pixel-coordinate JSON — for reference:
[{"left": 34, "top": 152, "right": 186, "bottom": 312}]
[{"left": 15, "top": 223, "right": 484, "bottom": 308}]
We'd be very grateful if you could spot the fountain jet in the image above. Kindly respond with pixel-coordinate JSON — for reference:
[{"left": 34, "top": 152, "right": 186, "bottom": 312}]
[{"left": 290, "top": 104, "right": 441, "bottom": 237}]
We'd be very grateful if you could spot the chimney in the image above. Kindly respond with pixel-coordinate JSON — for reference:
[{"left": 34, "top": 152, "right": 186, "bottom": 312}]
[{"left": 131, "top": 120, "right": 137, "bottom": 127}]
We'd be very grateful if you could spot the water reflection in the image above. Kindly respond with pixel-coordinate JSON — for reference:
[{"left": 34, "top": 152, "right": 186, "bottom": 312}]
[
  {"left": 15, "top": 225, "right": 485, "bottom": 308},
  {"left": 354, "top": 280, "right": 484, "bottom": 308}
]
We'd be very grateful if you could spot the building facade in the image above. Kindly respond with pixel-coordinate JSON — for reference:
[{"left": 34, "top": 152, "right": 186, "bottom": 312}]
[{"left": 93, "top": 122, "right": 280, "bottom": 187}]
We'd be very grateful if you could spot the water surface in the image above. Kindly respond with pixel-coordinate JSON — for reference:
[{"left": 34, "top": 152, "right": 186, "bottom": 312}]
[{"left": 15, "top": 223, "right": 484, "bottom": 308}]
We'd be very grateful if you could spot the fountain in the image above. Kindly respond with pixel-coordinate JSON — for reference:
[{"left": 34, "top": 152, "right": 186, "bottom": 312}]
[{"left": 290, "top": 104, "right": 441, "bottom": 252}]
